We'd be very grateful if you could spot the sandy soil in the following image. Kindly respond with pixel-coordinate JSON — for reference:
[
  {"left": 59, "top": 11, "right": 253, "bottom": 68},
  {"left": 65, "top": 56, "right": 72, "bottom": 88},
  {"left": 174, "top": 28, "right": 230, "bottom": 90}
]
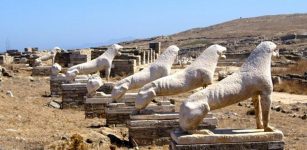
[{"left": 0, "top": 71, "right": 306, "bottom": 150}]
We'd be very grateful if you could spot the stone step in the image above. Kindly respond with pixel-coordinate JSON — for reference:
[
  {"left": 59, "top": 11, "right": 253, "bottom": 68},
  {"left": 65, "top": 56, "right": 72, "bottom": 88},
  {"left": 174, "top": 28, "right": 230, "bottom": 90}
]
[
  {"left": 128, "top": 117, "right": 218, "bottom": 128},
  {"left": 171, "top": 129, "right": 284, "bottom": 145}
]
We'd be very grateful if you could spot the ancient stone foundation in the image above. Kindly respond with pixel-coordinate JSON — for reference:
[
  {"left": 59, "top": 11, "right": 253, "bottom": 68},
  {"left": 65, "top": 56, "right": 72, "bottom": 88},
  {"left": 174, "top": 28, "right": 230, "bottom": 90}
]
[
  {"left": 128, "top": 112, "right": 218, "bottom": 146},
  {"left": 61, "top": 83, "right": 88, "bottom": 109},
  {"left": 84, "top": 95, "right": 109, "bottom": 118},
  {"left": 32, "top": 66, "right": 52, "bottom": 76},
  {"left": 84, "top": 93, "right": 136, "bottom": 119},
  {"left": 105, "top": 100, "right": 175, "bottom": 127},
  {"left": 50, "top": 77, "right": 69, "bottom": 96},
  {"left": 170, "top": 129, "right": 284, "bottom": 150}
]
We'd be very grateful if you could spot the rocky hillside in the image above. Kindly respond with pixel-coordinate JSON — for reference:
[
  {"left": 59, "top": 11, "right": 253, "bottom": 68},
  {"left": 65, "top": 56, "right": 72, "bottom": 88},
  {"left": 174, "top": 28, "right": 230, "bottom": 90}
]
[{"left": 118, "top": 13, "right": 307, "bottom": 57}]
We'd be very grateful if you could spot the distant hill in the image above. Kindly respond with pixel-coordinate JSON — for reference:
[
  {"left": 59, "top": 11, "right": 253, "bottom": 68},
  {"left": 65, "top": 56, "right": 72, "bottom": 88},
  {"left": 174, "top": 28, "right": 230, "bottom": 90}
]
[{"left": 117, "top": 13, "right": 307, "bottom": 53}]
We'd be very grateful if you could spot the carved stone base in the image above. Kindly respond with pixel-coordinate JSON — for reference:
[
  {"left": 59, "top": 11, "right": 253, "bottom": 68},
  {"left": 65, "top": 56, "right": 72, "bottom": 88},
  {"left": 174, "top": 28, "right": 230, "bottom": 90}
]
[
  {"left": 128, "top": 113, "right": 218, "bottom": 146},
  {"left": 50, "top": 76, "right": 68, "bottom": 97},
  {"left": 106, "top": 100, "right": 175, "bottom": 126},
  {"left": 61, "top": 83, "right": 88, "bottom": 109},
  {"left": 84, "top": 93, "right": 137, "bottom": 119},
  {"left": 170, "top": 129, "right": 284, "bottom": 150}
]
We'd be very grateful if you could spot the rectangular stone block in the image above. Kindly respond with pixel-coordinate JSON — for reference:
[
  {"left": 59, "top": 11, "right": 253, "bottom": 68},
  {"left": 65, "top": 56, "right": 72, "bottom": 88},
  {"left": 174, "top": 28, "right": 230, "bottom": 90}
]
[
  {"left": 170, "top": 141, "right": 285, "bottom": 150},
  {"left": 106, "top": 102, "right": 175, "bottom": 126},
  {"left": 171, "top": 129, "right": 284, "bottom": 145},
  {"left": 61, "top": 83, "right": 88, "bottom": 109},
  {"left": 84, "top": 93, "right": 138, "bottom": 118},
  {"left": 128, "top": 112, "right": 217, "bottom": 146},
  {"left": 50, "top": 76, "right": 69, "bottom": 96}
]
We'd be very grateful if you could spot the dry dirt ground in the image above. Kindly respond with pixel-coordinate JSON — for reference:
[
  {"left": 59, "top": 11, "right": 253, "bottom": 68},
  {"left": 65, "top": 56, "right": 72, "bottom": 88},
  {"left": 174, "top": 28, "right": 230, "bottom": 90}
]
[{"left": 0, "top": 71, "right": 306, "bottom": 150}]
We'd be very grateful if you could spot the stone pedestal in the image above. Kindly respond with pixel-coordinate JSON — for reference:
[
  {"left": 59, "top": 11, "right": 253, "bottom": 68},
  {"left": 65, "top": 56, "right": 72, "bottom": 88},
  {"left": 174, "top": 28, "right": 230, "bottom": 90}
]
[
  {"left": 128, "top": 112, "right": 218, "bottom": 146},
  {"left": 170, "top": 129, "right": 284, "bottom": 150},
  {"left": 106, "top": 100, "right": 175, "bottom": 126},
  {"left": 84, "top": 93, "right": 136, "bottom": 119},
  {"left": 50, "top": 76, "right": 68, "bottom": 97},
  {"left": 50, "top": 75, "right": 88, "bottom": 97},
  {"left": 61, "top": 83, "right": 88, "bottom": 109}
]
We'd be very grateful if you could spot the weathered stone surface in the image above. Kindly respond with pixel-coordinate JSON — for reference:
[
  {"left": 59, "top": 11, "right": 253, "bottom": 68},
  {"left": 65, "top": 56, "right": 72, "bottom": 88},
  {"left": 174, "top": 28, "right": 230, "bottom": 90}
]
[
  {"left": 171, "top": 129, "right": 283, "bottom": 145},
  {"left": 129, "top": 112, "right": 213, "bottom": 120},
  {"left": 106, "top": 102, "right": 175, "bottom": 126},
  {"left": 61, "top": 83, "right": 88, "bottom": 109},
  {"left": 128, "top": 113, "right": 217, "bottom": 146},
  {"left": 50, "top": 77, "right": 69, "bottom": 96},
  {"left": 48, "top": 100, "right": 61, "bottom": 109},
  {"left": 170, "top": 141, "right": 285, "bottom": 150},
  {"left": 84, "top": 93, "right": 138, "bottom": 118},
  {"left": 128, "top": 117, "right": 217, "bottom": 128}
]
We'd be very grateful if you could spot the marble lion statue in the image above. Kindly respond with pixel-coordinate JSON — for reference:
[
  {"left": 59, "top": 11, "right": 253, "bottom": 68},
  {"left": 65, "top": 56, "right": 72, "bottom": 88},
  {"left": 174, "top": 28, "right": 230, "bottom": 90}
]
[
  {"left": 180, "top": 41, "right": 278, "bottom": 133},
  {"left": 51, "top": 63, "right": 64, "bottom": 76},
  {"left": 111, "top": 45, "right": 180, "bottom": 101},
  {"left": 135, "top": 44, "right": 227, "bottom": 110},
  {"left": 86, "top": 75, "right": 104, "bottom": 97},
  {"left": 66, "top": 44, "right": 123, "bottom": 82},
  {"left": 35, "top": 47, "right": 61, "bottom": 66}
]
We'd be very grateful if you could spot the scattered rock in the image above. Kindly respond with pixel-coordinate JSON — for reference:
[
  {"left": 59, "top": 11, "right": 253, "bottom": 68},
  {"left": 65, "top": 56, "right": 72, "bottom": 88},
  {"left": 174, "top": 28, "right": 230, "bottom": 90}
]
[
  {"left": 89, "top": 122, "right": 104, "bottom": 128},
  {"left": 291, "top": 107, "right": 300, "bottom": 111},
  {"left": 289, "top": 114, "right": 297, "bottom": 118},
  {"left": 272, "top": 105, "right": 282, "bottom": 112},
  {"left": 2, "top": 67, "right": 13, "bottom": 77},
  {"left": 6, "top": 128, "right": 18, "bottom": 132},
  {"left": 29, "top": 77, "right": 35, "bottom": 82},
  {"left": 301, "top": 114, "right": 307, "bottom": 120},
  {"left": 6, "top": 91, "right": 14, "bottom": 97},
  {"left": 224, "top": 111, "right": 238, "bottom": 118},
  {"left": 246, "top": 109, "right": 255, "bottom": 115},
  {"left": 281, "top": 109, "right": 292, "bottom": 114},
  {"left": 48, "top": 100, "right": 61, "bottom": 109}
]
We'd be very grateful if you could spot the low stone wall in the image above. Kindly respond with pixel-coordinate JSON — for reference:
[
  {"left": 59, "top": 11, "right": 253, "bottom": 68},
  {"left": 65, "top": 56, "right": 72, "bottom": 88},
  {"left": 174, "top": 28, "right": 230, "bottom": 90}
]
[{"left": 31, "top": 66, "right": 52, "bottom": 76}]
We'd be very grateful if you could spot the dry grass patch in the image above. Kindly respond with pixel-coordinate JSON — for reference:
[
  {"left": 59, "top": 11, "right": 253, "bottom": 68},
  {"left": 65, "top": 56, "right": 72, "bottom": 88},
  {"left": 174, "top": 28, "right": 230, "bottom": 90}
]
[{"left": 274, "top": 80, "right": 307, "bottom": 95}]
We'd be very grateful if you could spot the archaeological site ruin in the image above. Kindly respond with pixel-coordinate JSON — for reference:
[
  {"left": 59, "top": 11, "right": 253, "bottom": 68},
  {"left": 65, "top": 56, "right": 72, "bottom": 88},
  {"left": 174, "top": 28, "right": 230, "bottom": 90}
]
[{"left": 0, "top": 5, "right": 307, "bottom": 149}]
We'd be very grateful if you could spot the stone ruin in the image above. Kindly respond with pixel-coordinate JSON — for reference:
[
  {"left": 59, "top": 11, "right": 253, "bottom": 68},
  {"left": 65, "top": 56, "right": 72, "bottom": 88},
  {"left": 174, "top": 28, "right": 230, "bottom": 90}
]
[
  {"left": 9, "top": 40, "right": 285, "bottom": 149},
  {"left": 0, "top": 53, "right": 14, "bottom": 65}
]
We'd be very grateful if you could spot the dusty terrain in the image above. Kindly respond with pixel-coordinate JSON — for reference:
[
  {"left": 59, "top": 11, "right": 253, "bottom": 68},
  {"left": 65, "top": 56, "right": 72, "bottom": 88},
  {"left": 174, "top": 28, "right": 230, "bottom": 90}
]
[{"left": 0, "top": 69, "right": 306, "bottom": 150}]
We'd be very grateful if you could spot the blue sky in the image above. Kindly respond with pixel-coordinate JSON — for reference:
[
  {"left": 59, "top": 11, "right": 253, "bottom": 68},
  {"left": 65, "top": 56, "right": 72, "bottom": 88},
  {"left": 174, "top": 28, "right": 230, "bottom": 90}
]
[{"left": 0, "top": 0, "right": 306, "bottom": 51}]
